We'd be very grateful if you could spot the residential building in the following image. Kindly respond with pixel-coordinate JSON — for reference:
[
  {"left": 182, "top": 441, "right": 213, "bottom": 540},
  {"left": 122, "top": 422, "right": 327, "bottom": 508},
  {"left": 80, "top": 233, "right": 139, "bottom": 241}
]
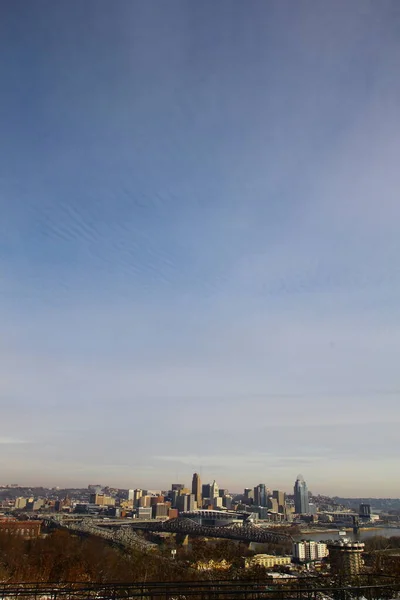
[
  {"left": 327, "top": 541, "right": 365, "bottom": 576},
  {"left": 293, "top": 541, "right": 328, "bottom": 562}
]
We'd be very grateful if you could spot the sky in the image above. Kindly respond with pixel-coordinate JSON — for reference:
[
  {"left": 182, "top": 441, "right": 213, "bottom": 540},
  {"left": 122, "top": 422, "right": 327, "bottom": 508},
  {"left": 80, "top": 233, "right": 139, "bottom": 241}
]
[{"left": 1, "top": 0, "right": 400, "bottom": 497}]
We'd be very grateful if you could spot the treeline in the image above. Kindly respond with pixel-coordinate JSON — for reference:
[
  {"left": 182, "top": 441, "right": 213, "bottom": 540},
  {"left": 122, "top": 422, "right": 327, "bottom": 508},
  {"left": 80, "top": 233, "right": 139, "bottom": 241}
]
[
  {"left": 0, "top": 530, "right": 195, "bottom": 583},
  {"left": 364, "top": 535, "right": 400, "bottom": 551},
  {"left": 0, "top": 530, "right": 284, "bottom": 584}
]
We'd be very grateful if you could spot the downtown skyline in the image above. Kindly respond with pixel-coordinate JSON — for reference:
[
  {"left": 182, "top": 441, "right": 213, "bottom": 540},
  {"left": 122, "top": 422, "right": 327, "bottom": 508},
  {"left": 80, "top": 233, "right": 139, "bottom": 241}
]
[{"left": 1, "top": 1, "right": 400, "bottom": 496}]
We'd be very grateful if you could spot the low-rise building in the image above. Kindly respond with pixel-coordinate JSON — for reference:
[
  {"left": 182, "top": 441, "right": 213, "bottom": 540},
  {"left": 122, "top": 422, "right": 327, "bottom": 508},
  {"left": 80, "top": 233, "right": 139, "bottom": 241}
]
[
  {"left": 195, "top": 559, "right": 231, "bottom": 571},
  {"left": 0, "top": 520, "right": 42, "bottom": 538},
  {"left": 245, "top": 554, "right": 292, "bottom": 569}
]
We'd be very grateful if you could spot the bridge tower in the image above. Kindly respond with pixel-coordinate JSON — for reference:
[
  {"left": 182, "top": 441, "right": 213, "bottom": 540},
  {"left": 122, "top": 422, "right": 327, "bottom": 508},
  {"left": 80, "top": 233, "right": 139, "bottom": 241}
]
[{"left": 352, "top": 515, "right": 359, "bottom": 535}]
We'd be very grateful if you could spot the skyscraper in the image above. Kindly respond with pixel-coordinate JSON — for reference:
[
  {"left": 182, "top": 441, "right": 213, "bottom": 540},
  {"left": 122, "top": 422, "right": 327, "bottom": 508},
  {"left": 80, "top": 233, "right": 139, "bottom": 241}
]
[
  {"left": 210, "top": 480, "right": 219, "bottom": 499},
  {"left": 272, "top": 490, "right": 286, "bottom": 513},
  {"left": 294, "top": 474, "right": 309, "bottom": 514},
  {"left": 254, "top": 483, "right": 267, "bottom": 507},
  {"left": 192, "top": 473, "right": 202, "bottom": 507}
]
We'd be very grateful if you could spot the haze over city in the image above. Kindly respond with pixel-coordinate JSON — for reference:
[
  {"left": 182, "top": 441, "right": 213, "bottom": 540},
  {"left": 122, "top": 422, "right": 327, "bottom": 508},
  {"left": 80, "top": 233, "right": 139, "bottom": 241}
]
[{"left": 1, "top": 1, "right": 400, "bottom": 495}]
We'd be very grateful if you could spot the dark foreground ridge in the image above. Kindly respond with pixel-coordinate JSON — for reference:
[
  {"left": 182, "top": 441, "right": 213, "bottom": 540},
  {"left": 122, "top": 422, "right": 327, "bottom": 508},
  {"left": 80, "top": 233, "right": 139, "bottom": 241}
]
[{"left": 2, "top": 580, "right": 400, "bottom": 600}]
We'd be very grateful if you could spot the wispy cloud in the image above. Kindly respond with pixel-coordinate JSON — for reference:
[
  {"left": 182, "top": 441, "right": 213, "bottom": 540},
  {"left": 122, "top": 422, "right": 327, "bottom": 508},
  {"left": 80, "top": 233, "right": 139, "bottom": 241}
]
[{"left": 0, "top": 1, "right": 399, "bottom": 495}]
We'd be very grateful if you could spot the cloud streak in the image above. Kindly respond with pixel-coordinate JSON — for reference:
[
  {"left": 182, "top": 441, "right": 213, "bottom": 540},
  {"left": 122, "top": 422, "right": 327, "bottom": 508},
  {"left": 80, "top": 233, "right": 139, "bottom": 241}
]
[{"left": 0, "top": 0, "right": 400, "bottom": 495}]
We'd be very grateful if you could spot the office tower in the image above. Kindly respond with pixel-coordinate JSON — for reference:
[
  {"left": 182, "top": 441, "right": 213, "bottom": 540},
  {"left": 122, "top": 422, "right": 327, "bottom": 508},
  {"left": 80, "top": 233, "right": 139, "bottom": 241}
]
[
  {"left": 254, "top": 484, "right": 267, "bottom": 507},
  {"left": 176, "top": 493, "right": 196, "bottom": 512},
  {"left": 172, "top": 483, "right": 185, "bottom": 491},
  {"left": 90, "top": 493, "right": 115, "bottom": 507},
  {"left": 15, "top": 497, "right": 27, "bottom": 509},
  {"left": 327, "top": 541, "right": 365, "bottom": 576},
  {"left": 138, "top": 495, "right": 151, "bottom": 508},
  {"left": 128, "top": 489, "right": 134, "bottom": 502},
  {"left": 359, "top": 503, "right": 371, "bottom": 519},
  {"left": 244, "top": 488, "right": 254, "bottom": 504},
  {"left": 272, "top": 490, "right": 286, "bottom": 513},
  {"left": 210, "top": 480, "right": 219, "bottom": 499},
  {"left": 133, "top": 489, "right": 143, "bottom": 505},
  {"left": 294, "top": 474, "right": 309, "bottom": 514},
  {"left": 152, "top": 503, "right": 169, "bottom": 519},
  {"left": 192, "top": 473, "right": 202, "bottom": 507},
  {"left": 223, "top": 495, "right": 233, "bottom": 510},
  {"left": 202, "top": 484, "right": 211, "bottom": 498},
  {"left": 268, "top": 496, "right": 278, "bottom": 512}
]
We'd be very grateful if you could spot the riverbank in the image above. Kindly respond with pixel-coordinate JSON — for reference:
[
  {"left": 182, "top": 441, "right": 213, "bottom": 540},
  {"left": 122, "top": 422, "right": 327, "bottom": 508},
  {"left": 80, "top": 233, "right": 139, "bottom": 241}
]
[{"left": 294, "top": 526, "right": 400, "bottom": 543}]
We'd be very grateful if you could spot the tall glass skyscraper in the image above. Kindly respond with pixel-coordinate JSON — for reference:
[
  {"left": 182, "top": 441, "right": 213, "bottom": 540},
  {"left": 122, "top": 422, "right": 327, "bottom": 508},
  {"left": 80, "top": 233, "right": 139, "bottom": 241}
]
[
  {"left": 294, "top": 474, "right": 309, "bottom": 514},
  {"left": 254, "top": 483, "right": 267, "bottom": 507}
]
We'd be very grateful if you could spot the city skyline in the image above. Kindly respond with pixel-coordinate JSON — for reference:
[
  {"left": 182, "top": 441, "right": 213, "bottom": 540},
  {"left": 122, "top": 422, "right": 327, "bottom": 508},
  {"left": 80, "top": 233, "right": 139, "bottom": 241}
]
[{"left": 2, "top": 1, "right": 400, "bottom": 496}]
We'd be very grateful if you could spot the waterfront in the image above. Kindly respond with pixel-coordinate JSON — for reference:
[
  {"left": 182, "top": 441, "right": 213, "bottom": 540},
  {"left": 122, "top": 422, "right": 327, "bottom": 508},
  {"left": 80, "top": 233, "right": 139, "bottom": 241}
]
[{"left": 294, "top": 527, "right": 400, "bottom": 542}]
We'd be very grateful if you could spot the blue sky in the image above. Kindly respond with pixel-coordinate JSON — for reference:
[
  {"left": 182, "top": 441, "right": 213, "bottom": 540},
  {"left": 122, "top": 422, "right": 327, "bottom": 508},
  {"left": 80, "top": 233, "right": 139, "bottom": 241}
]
[{"left": 1, "top": 0, "right": 400, "bottom": 496}]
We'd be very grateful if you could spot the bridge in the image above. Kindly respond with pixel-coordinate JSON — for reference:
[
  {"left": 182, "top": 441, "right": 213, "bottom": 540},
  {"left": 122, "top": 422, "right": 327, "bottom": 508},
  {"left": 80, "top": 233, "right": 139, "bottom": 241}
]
[
  {"left": 52, "top": 518, "right": 156, "bottom": 551},
  {"left": 48, "top": 515, "right": 293, "bottom": 548},
  {"left": 129, "top": 516, "right": 293, "bottom": 544},
  {"left": 319, "top": 512, "right": 361, "bottom": 533}
]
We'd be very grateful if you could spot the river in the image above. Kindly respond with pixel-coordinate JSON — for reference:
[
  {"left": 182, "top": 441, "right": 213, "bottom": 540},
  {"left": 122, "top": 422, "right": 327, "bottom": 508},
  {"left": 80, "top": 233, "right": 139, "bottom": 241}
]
[{"left": 293, "top": 527, "right": 400, "bottom": 542}]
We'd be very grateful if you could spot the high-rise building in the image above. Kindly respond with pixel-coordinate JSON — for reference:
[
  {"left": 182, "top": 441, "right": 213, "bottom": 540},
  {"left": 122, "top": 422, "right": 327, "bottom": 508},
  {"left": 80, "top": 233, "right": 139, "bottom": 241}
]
[
  {"left": 293, "top": 541, "right": 328, "bottom": 562},
  {"left": 15, "top": 497, "right": 27, "bottom": 509},
  {"left": 152, "top": 503, "right": 169, "bottom": 519},
  {"left": 176, "top": 493, "right": 196, "bottom": 512},
  {"left": 223, "top": 495, "right": 233, "bottom": 510},
  {"left": 202, "top": 484, "right": 211, "bottom": 499},
  {"left": 192, "top": 473, "right": 202, "bottom": 507},
  {"left": 294, "top": 475, "right": 309, "bottom": 514},
  {"left": 128, "top": 489, "right": 134, "bottom": 502},
  {"left": 138, "top": 495, "right": 151, "bottom": 508},
  {"left": 267, "top": 496, "right": 278, "bottom": 512},
  {"left": 244, "top": 488, "right": 254, "bottom": 504},
  {"left": 133, "top": 489, "right": 143, "bottom": 506},
  {"left": 327, "top": 541, "right": 365, "bottom": 576},
  {"left": 90, "top": 493, "right": 115, "bottom": 507},
  {"left": 272, "top": 490, "right": 286, "bottom": 513},
  {"left": 254, "top": 484, "right": 267, "bottom": 507},
  {"left": 359, "top": 504, "right": 371, "bottom": 519},
  {"left": 210, "top": 480, "right": 219, "bottom": 499}
]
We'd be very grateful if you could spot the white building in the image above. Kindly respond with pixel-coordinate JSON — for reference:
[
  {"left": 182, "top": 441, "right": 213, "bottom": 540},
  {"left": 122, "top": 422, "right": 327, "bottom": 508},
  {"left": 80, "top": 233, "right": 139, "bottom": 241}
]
[{"left": 293, "top": 541, "right": 328, "bottom": 562}]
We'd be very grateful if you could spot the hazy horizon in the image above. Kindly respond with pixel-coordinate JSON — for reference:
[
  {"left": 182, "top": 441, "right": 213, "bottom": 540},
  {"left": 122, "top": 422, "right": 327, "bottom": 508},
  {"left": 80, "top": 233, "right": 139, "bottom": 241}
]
[{"left": 2, "top": 1, "right": 400, "bottom": 497}]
